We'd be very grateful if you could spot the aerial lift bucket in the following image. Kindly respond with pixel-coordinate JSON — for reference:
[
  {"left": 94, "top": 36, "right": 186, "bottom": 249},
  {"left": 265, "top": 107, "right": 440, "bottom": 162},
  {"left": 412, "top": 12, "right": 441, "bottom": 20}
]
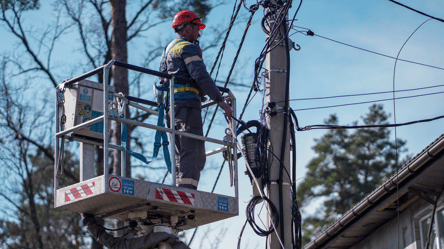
[{"left": 54, "top": 61, "right": 239, "bottom": 234}]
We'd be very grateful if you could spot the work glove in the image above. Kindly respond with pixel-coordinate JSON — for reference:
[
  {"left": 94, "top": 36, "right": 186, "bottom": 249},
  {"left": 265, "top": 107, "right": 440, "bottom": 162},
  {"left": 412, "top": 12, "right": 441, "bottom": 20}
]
[{"left": 81, "top": 213, "right": 98, "bottom": 226}]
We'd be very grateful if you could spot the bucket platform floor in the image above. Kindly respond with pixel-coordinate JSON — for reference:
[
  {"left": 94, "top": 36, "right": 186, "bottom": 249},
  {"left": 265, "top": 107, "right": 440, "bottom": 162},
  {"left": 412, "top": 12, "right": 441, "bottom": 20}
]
[{"left": 55, "top": 175, "right": 238, "bottom": 230}]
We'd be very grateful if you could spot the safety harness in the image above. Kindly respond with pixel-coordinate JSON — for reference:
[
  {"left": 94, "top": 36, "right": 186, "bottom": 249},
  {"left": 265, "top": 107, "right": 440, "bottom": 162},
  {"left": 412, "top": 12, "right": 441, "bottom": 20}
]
[
  {"left": 152, "top": 104, "right": 172, "bottom": 173},
  {"left": 145, "top": 38, "right": 210, "bottom": 173},
  {"left": 157, "top": 38, "right": 207, "bottom": 102},
  {"left": 111, "top": 96, "right": 172, "bottom": 173}
]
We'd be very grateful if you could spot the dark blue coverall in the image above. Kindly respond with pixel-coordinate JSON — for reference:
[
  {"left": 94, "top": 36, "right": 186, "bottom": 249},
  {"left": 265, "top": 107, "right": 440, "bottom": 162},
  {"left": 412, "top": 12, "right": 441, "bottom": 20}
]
[{"left": 160, "top": 35, "right": 224, "bottom": 189}]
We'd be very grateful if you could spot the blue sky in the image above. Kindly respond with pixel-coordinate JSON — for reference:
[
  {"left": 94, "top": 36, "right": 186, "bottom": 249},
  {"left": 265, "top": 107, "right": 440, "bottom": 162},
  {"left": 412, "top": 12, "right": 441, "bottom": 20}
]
[
  {"left": 195, "top": 0, "right": 444, "bottom": 248},
  {"left": 2, "top": 0, "right": 444, "bottom": 248}
]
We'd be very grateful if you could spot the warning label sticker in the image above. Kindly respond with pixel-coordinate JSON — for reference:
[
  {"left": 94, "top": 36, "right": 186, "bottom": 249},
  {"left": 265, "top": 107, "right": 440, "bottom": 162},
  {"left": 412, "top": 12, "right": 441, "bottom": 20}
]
[
  {"left": 155, "top": 188, "right": 195, "bottom": 205},
  {"left": 90, "top": 110, "right": 103, "bottom": 133},
  {"left": 218, "top": 196, "right": 229, "bottom": 212},
  {"left": 109, "top": 177, "right": 121, "bottom": 192},
  {"left": 79, "top": 87, "right": 92, "bottom": 103},
  {"left": 65, "top": 182, "right": 95, "bottom": 203},
  {"left": 92, "top": 90, "right": 103, "bottom": 112},
  {"left": 122, "top": 180, "right": 134, "bottom": 195}
]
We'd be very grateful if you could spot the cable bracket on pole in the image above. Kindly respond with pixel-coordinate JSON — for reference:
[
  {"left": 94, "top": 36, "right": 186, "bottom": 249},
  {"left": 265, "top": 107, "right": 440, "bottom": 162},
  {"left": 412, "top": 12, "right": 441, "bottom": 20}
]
[
  {"left": 269, "top": 69, "right": 287, "bottom": 73},
  {"left": 265, "top": 102, "right": 284, "bottom": 117}
]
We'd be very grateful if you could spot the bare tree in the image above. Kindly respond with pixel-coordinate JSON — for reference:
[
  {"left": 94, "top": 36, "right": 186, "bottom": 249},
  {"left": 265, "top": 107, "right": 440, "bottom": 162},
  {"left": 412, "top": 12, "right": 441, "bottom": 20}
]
[
  {"left": 0, "top": 0, "right": 243, "bottom": 247},
  {"left": 0, "top": 58, "right": 83, "bottom": 248}
]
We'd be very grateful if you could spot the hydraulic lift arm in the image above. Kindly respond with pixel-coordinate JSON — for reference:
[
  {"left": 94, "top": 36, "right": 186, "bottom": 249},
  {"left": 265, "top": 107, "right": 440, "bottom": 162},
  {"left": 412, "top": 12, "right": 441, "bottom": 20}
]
[{"left": 82, "top": 214, "right": 190, "bottom": 249}]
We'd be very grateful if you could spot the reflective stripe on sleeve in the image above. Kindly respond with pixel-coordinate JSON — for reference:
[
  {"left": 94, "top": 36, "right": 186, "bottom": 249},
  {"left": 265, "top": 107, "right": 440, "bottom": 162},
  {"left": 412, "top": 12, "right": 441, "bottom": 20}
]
[{"left": 184, "top": 55, "right": 203, "bottom": 64}]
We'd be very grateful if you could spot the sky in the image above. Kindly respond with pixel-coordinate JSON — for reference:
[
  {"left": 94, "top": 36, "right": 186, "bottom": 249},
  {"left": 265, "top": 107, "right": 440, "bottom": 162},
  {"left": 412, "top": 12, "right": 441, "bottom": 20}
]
[
  {"left": 191, "top": 0, "right": 444, "bottom": 248},
  {"left": 1, "top": 0, "right": 444, "bottom": 248}
]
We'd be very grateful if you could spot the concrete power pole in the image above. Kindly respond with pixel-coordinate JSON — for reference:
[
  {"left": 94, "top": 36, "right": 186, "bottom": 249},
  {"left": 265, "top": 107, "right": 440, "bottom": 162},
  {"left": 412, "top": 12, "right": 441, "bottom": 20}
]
[{"left": 265, "top": 1, "right": 292, "bottom": 249}]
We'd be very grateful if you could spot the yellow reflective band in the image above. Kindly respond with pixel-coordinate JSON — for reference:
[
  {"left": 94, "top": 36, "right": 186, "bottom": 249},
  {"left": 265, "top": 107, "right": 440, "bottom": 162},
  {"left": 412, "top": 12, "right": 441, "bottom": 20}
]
[
  {"left": 174, "top": 86, "right": 200, "bottom": 95},
  {"left": 167, "top": 86, "right": 208, "bottom": 102},
  {"left": 165, "top": 39, "right": 182, "bottom": 53},
  {"left": 170, "top": 41, "right": 191, "bottom": 54},
  {"left": 184, "top": 55, "right": 202, "bottom": 64},
  {"left": 167, "top": 86, "right": 200, "bottom": 96}
]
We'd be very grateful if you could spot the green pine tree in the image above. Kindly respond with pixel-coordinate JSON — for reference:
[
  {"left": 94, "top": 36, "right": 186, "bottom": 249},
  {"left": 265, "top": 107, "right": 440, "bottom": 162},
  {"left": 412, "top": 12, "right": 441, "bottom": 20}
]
[{"left": 296, "top": 104, "right": 408, "bottom": 245}]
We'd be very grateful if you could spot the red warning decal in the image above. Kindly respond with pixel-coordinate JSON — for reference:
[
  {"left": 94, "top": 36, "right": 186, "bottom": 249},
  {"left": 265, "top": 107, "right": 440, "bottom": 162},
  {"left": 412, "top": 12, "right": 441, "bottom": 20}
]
[
  {"left": 109, "top": 177, "right": 121, "bottom": 192},
  {"left": 65, "top": 182, "right": 95, "bottom": 203},
  {"left": 155, "top": 188, "right": 195, "bottom": 205}
]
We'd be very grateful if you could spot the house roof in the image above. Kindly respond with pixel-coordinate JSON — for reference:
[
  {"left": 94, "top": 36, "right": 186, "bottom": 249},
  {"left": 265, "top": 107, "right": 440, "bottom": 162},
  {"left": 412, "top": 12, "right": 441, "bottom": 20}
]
[{"left": 304, "top": 134, "right": 444, "bottom": 249}]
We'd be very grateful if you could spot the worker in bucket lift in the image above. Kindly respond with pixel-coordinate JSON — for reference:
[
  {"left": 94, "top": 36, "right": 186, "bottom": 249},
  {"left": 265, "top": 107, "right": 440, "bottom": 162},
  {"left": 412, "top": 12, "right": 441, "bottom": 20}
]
[{"left": 157, "top": 10, "right": 233, "bottom": 190}]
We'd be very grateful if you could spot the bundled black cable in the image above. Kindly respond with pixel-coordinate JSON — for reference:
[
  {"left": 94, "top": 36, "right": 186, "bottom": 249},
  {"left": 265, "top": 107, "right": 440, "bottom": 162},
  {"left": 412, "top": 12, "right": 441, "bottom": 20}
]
[
  {"left": 292, "top": 194, "right": 302, "bottom": 249},
  {"left": 289, "top": 108, "right": 303, "bottom": 249},
  {"left": 237, "top": 195, "right": 279, "bottom": 249},
  {"left": 247, "top": 196, "right": 279, "bottom": 236}
]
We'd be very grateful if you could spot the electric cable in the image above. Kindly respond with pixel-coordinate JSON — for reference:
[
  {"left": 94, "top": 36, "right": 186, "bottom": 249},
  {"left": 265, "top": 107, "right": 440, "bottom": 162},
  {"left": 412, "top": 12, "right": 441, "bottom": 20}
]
[
  {"left": 252, "top": 0, "right": 293, "bottom": 90},
  {"left": 276, "top": 14, "right": 291, "bottom": 248},
  {"left": 231, "top": 116, "right": 294, "bottom": 185},
  {"left": 291, "top": 90, "right": 444, "bottom": 112},
  {"left": 237, "top": 220, "right": 248, "bottom": 249},
  {"left": 237, "top": 196, "right": 280, "bottom": 249},
  {"left": 295, "top": 30, "right": 444, "bottom": 71},
  {"left": 203, "top": 0, "right": 243, "bottom": 126},
  {"left": 247, "top": 196, "right": 280, "bottom": 236},
  {"left": 264, "top": 0, "right": 303, "bottom": 55},
  {"left": 389, "top": 0, "right": 444, "bottom": 24},
  {"left": 289, "top": 110, "right": 302, "bottom": 249},
  {"left": 226, "top": 118, "right": 286, "bottom": 249},
  {"left": 205, "top": 7, "right": 258, "bottom": 137},
  {"left": 208, "top": 0, "right": 242, "bottom": 79},
  {"left": 277, "top": 83, "right": 444, "bottom": 102},
  {"left": 161, "top": 171, "right": 169, "bottom": 184},
  {"left": 299, "top": 113, "right": 444, "bottom": 131},
  {"left": 392, "top": 18, "right": 432, "bottom": 247}
]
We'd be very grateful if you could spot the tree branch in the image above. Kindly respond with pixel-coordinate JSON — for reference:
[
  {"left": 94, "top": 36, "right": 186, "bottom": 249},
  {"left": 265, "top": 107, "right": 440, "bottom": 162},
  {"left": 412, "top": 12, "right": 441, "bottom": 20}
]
[
  {"left": 0, "top": 193, "right": 30, "bottom": 216},
  {"left": 88, "top": 0, "right": 111, "bottom": 61},
  {"left": 63, "top": 0, "right": 98, "bottom": 68},
  {"left": 127, "top": 0, "right": 154, "bottom": 30},
  {"left": 0, "top": 5, "right": 58, "bottom": 87}
]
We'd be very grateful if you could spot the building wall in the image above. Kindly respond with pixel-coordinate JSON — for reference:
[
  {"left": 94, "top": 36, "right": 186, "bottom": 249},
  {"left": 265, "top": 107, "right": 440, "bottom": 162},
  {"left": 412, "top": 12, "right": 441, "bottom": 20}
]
[{"left": 349, "top": 200, "right": 428, "bottom": 249}]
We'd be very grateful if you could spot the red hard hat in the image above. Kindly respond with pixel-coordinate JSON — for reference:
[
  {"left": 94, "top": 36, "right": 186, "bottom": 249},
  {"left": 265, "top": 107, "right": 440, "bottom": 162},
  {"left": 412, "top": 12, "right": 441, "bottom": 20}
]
[{"left": 172, "top": 10, "right": 206, "bottom": 30}]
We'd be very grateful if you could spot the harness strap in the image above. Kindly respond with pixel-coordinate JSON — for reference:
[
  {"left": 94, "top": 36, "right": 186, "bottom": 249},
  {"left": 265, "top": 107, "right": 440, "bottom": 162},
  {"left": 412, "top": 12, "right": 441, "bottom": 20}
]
[
  {"left": 118, "top": 122, "right": 151, "bottom": 164},
  {"left": 152, "top": 104, "right": 172, "bottom": 173},
  {"left": 158, "top": 39, "right": 206, "bottom": 102},
  {"left": 167, "top": 85, "right": 208, "bottom": 102}
]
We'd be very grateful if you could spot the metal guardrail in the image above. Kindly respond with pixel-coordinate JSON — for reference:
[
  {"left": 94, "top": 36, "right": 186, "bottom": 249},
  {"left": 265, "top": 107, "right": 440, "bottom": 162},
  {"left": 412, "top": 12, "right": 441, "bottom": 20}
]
[{"left": 54, "top": 60, "right": 238, "bottom": 200}]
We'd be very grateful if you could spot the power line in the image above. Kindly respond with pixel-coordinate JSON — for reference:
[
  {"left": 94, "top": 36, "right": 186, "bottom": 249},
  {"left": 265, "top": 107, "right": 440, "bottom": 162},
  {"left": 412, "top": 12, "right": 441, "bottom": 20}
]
[
  {"left": 277, "top": 83, "right": 444, "bottom": 102},
  {"left": 389, "top": 0, "right": 444, "bottom": 23},
  {"left": 205, "top": 9, "right": 257, "bottom": 137},
  {"left": 299, "top": 113, "right": 444, "bottom": 131},
  {"left": 294, "top": 30, "right": 444, "bottom": 71},
  {"left": 203, "top": 0, "right": 243, "bottom": 126},
  {"left": 391, "top": 18, "right": 432, "bottom": 244},
  {"left": 292, "top": 90, "right": 444, "bottom": 112}
]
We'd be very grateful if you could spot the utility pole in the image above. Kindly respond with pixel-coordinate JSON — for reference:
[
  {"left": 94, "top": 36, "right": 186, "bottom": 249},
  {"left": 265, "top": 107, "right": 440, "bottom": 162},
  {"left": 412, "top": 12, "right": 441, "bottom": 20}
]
[{"left": 265, "top": 1, "right": 292, "bottom": 249}]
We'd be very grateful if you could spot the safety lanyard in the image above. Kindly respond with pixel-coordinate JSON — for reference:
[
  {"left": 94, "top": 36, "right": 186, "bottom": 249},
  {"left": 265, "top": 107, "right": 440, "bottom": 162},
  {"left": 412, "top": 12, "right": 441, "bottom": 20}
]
[
  {"left": 113, "top": 108, "right": 171, "bottom": 173},
  {"left": 152, "top": 104, "right": 172, "bottom": 173}
]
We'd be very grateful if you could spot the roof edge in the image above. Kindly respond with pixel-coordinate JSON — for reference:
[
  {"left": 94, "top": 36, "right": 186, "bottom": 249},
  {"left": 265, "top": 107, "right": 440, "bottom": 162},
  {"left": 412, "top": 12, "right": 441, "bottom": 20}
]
[{"left": 304, "top": 134, "right": 444, "bottom": 249}]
